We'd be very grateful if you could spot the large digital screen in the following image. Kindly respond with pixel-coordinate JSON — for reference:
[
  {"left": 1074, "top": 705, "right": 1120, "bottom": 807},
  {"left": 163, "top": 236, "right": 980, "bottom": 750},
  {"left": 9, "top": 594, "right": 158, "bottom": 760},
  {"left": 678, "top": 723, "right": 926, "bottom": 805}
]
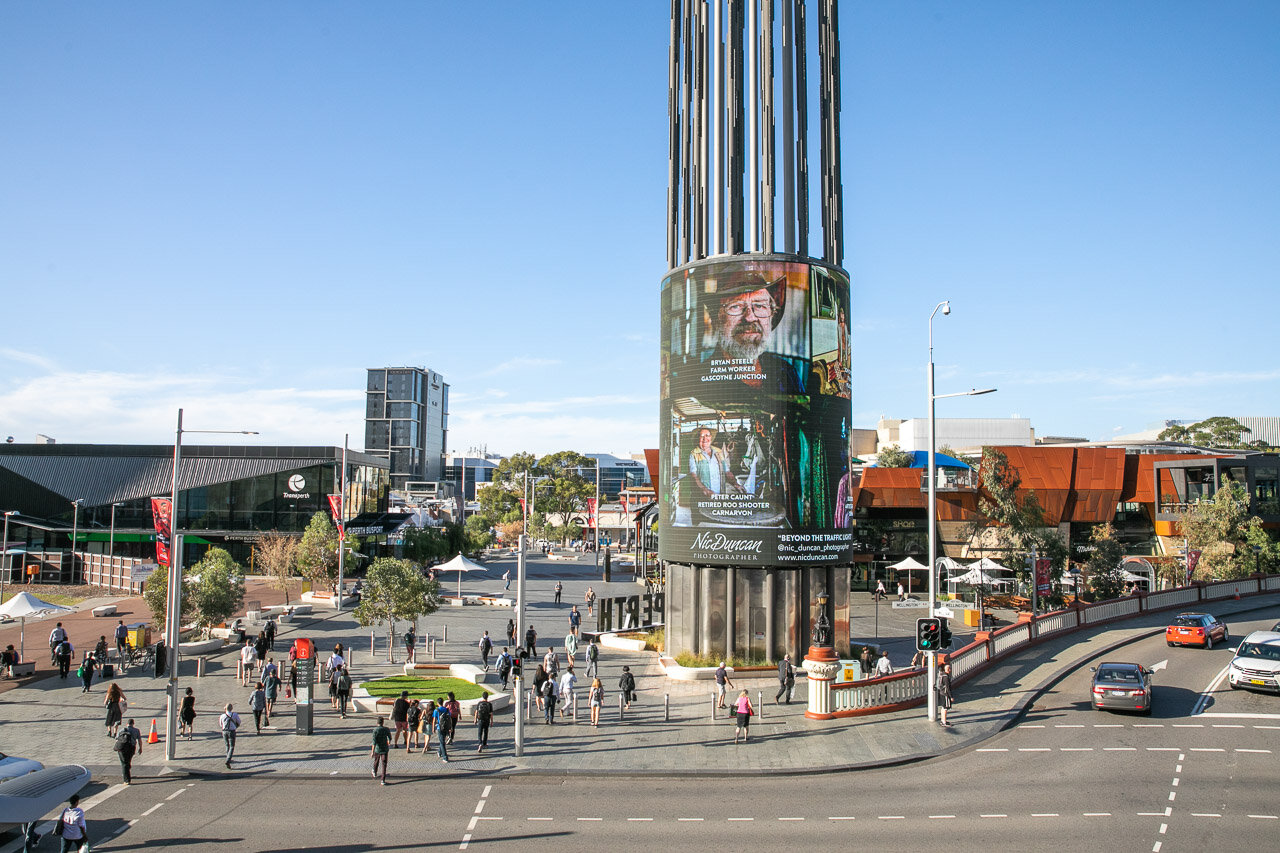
[{"left": 659, "top": 256, "right": 854, "bottom": 567}]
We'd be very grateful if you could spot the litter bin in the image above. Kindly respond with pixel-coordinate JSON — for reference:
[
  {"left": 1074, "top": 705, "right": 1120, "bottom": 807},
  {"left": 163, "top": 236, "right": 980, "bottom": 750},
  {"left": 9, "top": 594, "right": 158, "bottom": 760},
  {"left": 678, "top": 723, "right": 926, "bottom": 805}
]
[
  {"left": 963, "top": 609, "right": 982, "bottom": 628},
  {"left": 127, "top": 623, "right": 152, "bottom": 649}
]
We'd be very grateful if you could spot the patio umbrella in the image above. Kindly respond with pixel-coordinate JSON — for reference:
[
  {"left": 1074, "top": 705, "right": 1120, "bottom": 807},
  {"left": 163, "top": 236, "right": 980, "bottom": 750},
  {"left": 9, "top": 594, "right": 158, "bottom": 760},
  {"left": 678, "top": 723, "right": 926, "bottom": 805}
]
[
  {"left": 950, "top": 567, "right": 1012, "bottom": 587},
  {"left": 0, "top": 591, "right": 73, "bottom": 661},
  {"left": 435, "top": 553, "right": 488, "bottom": 599},
  {"left": 887, "top": 556, "right": 927, "bottom": 594}
]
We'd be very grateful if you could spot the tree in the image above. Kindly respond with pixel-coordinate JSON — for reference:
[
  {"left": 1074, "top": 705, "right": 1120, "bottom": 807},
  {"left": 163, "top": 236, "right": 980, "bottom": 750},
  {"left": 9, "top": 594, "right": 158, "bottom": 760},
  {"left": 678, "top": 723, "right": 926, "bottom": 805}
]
[
  {"left": 495, "top": 519, "right": 524, "bottom": 545},
  {"left": 402, "top": 524, "right": 449, "bottom": 567},
  {"left": 296, "top": 512, "right": 340, "bottom": 593},
  {"left": 142, "top": 567, "right": 192, "bottom": 631},
  {"left": 876, "top": 444, "right": 914, "bottom": 468},
  {"left": 254, "top": 532, "right": 299, "bottom": 606},
  {"left": 1177, "top": 476, "right": 1279, "bottom": 579},
  {"left": 1158, "top": 417, "right": 1269, "bottom": 450},
  {"left": 1083, "top": 523, "right": 1127, "bottom": 601},
  {"left": 187, "top": 547, "right": 247, "bottom": 635},
  {"left": 352, "top": 557, "right": 441, "bottom": 662},
  {"left": 463, "top": 514, "right": 495, "bottom": 552}
]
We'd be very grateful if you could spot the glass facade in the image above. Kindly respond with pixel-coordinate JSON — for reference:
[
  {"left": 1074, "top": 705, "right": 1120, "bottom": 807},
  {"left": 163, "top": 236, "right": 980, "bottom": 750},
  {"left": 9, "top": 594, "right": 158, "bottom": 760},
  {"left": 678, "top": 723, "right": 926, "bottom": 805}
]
[{"left": 365, "top": 366, "right": 449, "bottom": 491}]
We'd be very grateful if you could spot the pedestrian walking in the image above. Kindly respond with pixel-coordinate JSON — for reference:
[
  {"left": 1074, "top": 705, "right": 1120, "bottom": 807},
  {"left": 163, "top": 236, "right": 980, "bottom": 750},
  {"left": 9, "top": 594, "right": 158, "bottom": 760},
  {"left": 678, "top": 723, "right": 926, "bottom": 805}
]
[
  {"left": 433, "top": 699, "right": 450, "bottom": 762},
  {"left": 334, "top": 665, "right": 352, "bottom": 718},
  {"left": 497, "top": 647, "right": 513, "bottom": 689},
  {"left": 404, "top": 625, "right": 416, "bottom": 663},
  {"left": 568, "top": 605, "right": 581, "bottom": 636},
  {"left": 533, "top": 664, "right": 548, "bottom": 711},
  {"left": 114, "top": 619, "right": 129, "bottom": 660},
  {"left": 733, "top": 690, "right": 754, "bottom": 743},
  {"left": 585, "top": 639, "right": 599, "bottom": 680},
  {"left": 558, "top": 666, "right": 577, "bottom": 718},
  {"left": 249, "top": 682, "right": 267, "bottom": 733},
  {"left": 444, "top": 692, "right": 461, "bottom": 744},
  {"left": 619, "top": 666, "right": 636, "bottom": 711},
  {"left": 910, "top": 648, "right": 926, "bottom": 669},
  {"left": 896, "top": 582, "right": 905, "bottom": 602},
  {"left": 540, "top": 676, "right": 557, "bottom": 723},
  {"left": 589, "top": 678, "right": 604, "bottom": 727},
  {"left": 479, "top": 630, "right": 493, "bottom": 670},
  {"left": 54, "top": 794, "right": 90, "bottom": 851},
  {"left": 564, "top": 630, "right": 578, "bottom": 665},
  {"left": 114, "top": 718, "right": 141, "bottom": 784},
  {"left": 417, "top": 700, "right": 435, "bottom": 753},
  {"left": 55, "top": 638, "right": 73, "bottom": 680},
  {"left": 524, "top": 625, "right": 538, "bottom": 658},
  {"left": 936, "top": 662, "right": 954, "bottom": 726},
  {"left": 78, "top": 652, "right": 97, "bottom": 693},
  {"left": 554, "top": 580, "right": 563, "bottom": 605},
  {"left": 859, "top": 646, "right": 875, "bottom": 679},
  {"left": 502, "top": 569, "right": 511, "bottom": 591},
  {"left": 239, "top": 638, "right": 256, "bottom": 686},
  {"left": 154, "top": 638, "right": 167, "bottom": 678},
  {"left": 391, "top": 691, "right": 411, "bottom": 748},
  {"left": 93, "top": 635, "right": 109, "bottom": 665},
  {"left": 254, "top": 632, "right": 269, "bottom": 673},
  {"left": 505, "top": 618, "right": 516, "bottom": 649},
  {"left": 584, "top": 586, "right": 596, "bottom": 616},
  {"left": 543, "top": 647, "right": 560, "bottom": 680},
  {"left": 775, "top": 653, "right": 795, "bottom": 704},
  {"left": 263, "top": 667, "right": 281, "bottom": 724},
  {"left": 874, "top": 650, "right": 894, "bottom": 677},
  {"left": 219, "top": 703, "right": 241, "bottom": 768},
  {"left": 48, "top": 623, "right": 68, "bottom": 666},
  {"left": 264, "top": 616, "right": 277, "bottom": 651},
  {"left": 371, "top": 716, "right": 391, "bottom": 784},
  {"left": 874, "top": 579, "right": 885, "bottom": 600},
  {"left": 406, "top": 699, "right": 422, "bottom": 752},
  {"left": 103, "top": 681, "right": 126, "bottom": 737},
  {"left": 474, "top": 691, "right": 493, "bottom": 752},
  {"left": 715, "top": 661, "right": 733, "bottom": 708},
  {"left": 179, "top": 687, "right": 197, "bottom": 739}
]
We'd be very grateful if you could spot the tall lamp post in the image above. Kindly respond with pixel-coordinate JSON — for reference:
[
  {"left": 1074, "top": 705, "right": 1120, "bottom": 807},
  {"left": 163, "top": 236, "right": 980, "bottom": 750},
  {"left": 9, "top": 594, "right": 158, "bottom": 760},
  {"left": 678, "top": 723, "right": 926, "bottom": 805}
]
[
  {"left": 69, "top": 499, "right": 84, "bottom": 583},
  {"left": 164, "top": 408, "right": 258, "bottom": 761},
  {"left": 927, "top": 301, "right": 996, "bottom": 722},
  {"left": 108, "top": 502, "right": 123, "bottom": 589}
]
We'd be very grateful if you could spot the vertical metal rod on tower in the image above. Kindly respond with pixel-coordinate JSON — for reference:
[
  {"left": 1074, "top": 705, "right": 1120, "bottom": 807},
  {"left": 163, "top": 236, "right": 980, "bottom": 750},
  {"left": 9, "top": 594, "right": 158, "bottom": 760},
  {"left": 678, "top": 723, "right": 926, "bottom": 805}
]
[
  {"left": 713, "top": 0, "right": 724, "bottom": 255},
  {"left": 761, "top": 0, "right": 775, "bottom": 253},
  {"left": 747, "top": 0, "right": 757, "bottom": 252},
  {"left": 667, "top": 0, "right": 681, "bottom": 269},
  {"left": 781, "top": 0, "right": 795, "bottom": 254},
  {"left": 795, "top": 0, "right": 809, "bottom": 256}
]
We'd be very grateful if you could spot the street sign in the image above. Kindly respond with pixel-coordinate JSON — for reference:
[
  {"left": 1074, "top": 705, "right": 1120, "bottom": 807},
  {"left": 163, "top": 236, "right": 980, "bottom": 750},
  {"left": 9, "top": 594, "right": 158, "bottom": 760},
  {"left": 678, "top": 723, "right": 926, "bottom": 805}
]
[
  {"left": 891, "top": 600, "right": 928, "bottom": 609},
  {"left": 934, "top": 607, "right": 955, "bottom": 619}
]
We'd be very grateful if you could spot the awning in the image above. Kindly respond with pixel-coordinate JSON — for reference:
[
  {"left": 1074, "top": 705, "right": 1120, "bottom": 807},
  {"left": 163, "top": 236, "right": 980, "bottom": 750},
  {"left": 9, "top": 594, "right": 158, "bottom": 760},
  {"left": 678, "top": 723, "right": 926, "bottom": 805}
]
[{"left": 343, "top": 513, "right": 413, "bottom": 537}]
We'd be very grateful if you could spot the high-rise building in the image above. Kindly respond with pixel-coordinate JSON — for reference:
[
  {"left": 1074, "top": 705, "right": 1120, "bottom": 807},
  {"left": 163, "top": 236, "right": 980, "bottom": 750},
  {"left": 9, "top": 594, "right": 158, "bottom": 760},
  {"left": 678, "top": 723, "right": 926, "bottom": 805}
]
[{"left": 364, "top": 367, "right": 448, "bottom": 492}]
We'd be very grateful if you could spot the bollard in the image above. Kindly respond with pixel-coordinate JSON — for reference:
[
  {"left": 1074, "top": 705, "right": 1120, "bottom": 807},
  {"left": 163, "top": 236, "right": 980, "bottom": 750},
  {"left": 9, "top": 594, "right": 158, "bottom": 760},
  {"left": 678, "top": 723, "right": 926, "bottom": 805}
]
[
  {"left": 525, "top": 688, "right": 531, "bottom": 722},
  {"left": 757, "top": 691, "right": 763, "bottom": 720},
  {"left": 711, "top": 692, "right": 718, "bottom": 721},
  {"left": 197, "top": 657, "right": 206, "bottom": 678},
  {"left": 370, "top": 630, "right": 375, "bottom": 658},
  {"left": 619, "top": 692, "right": 625, "bottom": 721},
  {"left": 430, "top": 639, "right": 436, "bottom": 660},
  {"left": 236, "top": 659, "right": 244, "bottom": 683},
  {"left": 442, "top": 625, "right": 447, "bottom": 643},
  {"left": 664, "top": 693, "right": 669, "bottom": 722},
  {"left": 572, "top": 690, "right": 579, "bottom": 724}
]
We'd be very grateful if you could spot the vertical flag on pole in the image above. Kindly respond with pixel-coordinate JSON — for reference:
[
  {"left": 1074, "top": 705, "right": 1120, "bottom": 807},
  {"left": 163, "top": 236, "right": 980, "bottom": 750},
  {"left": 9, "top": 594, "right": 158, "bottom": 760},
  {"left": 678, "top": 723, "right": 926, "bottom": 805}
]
[
  {"left": 1185, "top": 549, "right": 1201, "bottom": 583},
  {"left": 327, "top": 494, "right": 345, "bottom": 541},
  {"left": 150, "top": 498, "right": 173, "bottom": 568}
]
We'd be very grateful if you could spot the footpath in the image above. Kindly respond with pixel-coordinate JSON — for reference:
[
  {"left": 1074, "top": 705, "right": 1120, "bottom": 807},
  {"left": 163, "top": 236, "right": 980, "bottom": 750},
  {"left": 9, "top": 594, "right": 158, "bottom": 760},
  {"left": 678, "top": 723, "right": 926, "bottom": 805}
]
[{"left": 2, "top": 554, "right": 1278, "bottom": 781}]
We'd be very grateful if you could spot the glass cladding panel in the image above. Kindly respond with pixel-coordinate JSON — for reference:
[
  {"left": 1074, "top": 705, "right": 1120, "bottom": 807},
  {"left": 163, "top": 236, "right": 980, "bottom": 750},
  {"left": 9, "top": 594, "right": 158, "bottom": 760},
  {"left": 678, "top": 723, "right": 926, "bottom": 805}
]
[
  {"left": 706, "top": 569, "right": 727, "bottom": 654},
  {"left": 367, "top": 370, "right": 385, "bottom": 392},
  {"left": 366, "top": 393, "right": 384, "bottom": 418}
]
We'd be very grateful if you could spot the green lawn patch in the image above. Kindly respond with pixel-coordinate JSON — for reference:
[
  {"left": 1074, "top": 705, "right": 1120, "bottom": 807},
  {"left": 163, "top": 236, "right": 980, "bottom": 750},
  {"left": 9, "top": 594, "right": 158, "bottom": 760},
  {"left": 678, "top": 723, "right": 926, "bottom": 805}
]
[{"left": 359, "top": 675, "right": 488, "bottom": 702}]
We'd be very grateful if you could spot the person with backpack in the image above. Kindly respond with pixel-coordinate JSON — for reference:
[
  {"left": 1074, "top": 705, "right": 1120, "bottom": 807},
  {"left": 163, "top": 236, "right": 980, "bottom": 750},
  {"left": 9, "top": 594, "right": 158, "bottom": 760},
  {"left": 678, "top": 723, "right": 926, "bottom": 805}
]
[
  {"left": 334, "top": 665, "right": 353, "bottom": 719},
  {"left": 444, "top": 692, "right": 461, "bottom": 745},
  {"left": 619, "top": 666, "right": 637, "bottom": 711},
  {"left": 370, "top": 716, "right": 392, "bottom": 785},
  {"left": 405, "top": 699, "right": 422, "bottom": 752},
  {"left": 542, "top": 646, "right": 560, "bottom": 680},
  {"left": 48, "top": 623, "right": 68, "bottom": 666},
  {"left": 479, "top": 630, "right": 493, "bottom": 671},
  {"left": 715, "top": 661, "right": 734, "bottom": 709},
  {"left": 264, "top": 617, "right": 277, "bottom": 651},
  {"left": 253, "top": 632, "right": 269, "bottom": 674},
  {"left": 585, "top": 639, "right": 600, "bottom": 680},
  {"left": 775, "top": 653, "right": 795, "bottom": 704},
  {"left": 219, "top": 703, "right": 241, "bottom": 768},
  {"left": 55, "top": 638, "right": 74, "bottom": 680},
  {"left": 589, "top": 678, "right": 604, "bottom": 727},
  {"left": 496, "top": 647, "right": 513, "bottom": 690},
  {"left": 474, "top": 691, "right": 494, "bottom": 753},
  {"left": 540, "top": 674, "right": 557, "bottom": 724},
  {"left": 54, "top": 794, "right": 89, "bottom": 850},
  {"left": 433, "top": 698, "right": 451, "bottom": 762},
  {"left": 532, "top": 664, "right": 548, "bottom": 712},
  {"left": 505, "top": 618, "right": 516, "bottom": 649},
  {"left": 263, "top": 667, "right": 282, "bottom": 724},
  {"left": 114, "top": 620, "right": 129, "bottom": 660},
  {"left": 78, "top": 651, "right": 97, "bottom": 693},
  {"left": 404, "top": 625, "right": 416, "bottom": 663},
  {"left": 524, "top": 625, "right": 537, "bottom": 658},
  {"left": 249, "top": 682, "right": 268, "bottom": 733},
  {"left": 114, "top": 718, "right": 142, "bottom": 784}
]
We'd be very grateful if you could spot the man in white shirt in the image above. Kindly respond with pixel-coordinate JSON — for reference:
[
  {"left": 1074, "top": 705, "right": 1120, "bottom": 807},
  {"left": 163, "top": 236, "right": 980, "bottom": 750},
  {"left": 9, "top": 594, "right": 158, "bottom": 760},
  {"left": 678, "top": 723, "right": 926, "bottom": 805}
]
[
  {"left": 239, "top": 639, "right": 256, "bottom": 686},
  {"left": 874, "top": 651, "right": 894, "bottom": 677},
  {"left": 558, "top": 666, "right": 577, "bottom": 717},
  {"left": 219, "top": 704, "right": 242, "bottom": 768}
]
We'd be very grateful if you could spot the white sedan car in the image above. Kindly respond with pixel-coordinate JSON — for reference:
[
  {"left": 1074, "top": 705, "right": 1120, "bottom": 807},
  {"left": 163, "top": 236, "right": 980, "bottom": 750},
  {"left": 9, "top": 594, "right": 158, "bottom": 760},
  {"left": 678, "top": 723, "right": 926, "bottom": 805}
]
[{"left": 0, "top": 752, "right": 43, "bottom": 783}]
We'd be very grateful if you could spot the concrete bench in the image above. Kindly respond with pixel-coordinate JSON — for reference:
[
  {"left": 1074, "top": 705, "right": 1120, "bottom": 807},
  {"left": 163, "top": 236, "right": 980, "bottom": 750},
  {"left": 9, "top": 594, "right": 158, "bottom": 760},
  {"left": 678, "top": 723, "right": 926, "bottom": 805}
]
[
  {"left": 474, "top": 596, "right": 513, "bottom": 608},
  {"left": 91, "top": 605, "right": 118, "bottom": 617},
  {"left": 5, "top": 661, "right": 37, "bottom": 677},
  {"left": 401, "top": 663, "right": 451, "bottom": 676}
]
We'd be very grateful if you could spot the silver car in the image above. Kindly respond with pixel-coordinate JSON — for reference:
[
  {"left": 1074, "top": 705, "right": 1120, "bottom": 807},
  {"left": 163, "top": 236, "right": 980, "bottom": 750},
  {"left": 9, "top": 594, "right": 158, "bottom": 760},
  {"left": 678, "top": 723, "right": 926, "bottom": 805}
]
[
  {"left": 1090, "top": 662, "right": 1153, "bottom": 715},
  {"left": 1228, "top": 631, "right": 1280, "bottom": 693}
]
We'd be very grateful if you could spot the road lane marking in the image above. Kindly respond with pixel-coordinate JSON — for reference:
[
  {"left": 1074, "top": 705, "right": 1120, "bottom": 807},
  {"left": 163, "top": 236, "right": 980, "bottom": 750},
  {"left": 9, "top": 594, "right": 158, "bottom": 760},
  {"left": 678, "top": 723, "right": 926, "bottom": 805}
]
[
  {"left": 1022, "top": 724, "right": 1045, "bottom": 728},
  {"left": 1197, "top": 712, "right": 1280, "bottom": 719},
  {"left": 628, "top": 818, "right": 654, "bottom": 822},
  {"left": 466, "top": 817, "right": 478, "bottom": 832},
  {"left": 528, "top": 817, "right": 553, "bottom": 821},
  {"left": 1190, "top": 813, "right": 1221, "bottom": 817},
  {"left": 980, "top": 814, "right": 1008, "bottom": 818},
  {"left": 827, "top": 817, "right": 855, "bottom": 821},
  {"left": 482, "top": 785, "right": 491, "bottom": 798},
  {"left": 1159, "top": 824, "right": 1167, "bottom": 834},
  {"left": 928, "top": 815, "right": 955, "bottom": 819},
  {"left": 1031, "top": 813, "right": 1059, "bottom": 817},
  {"left": 976, "top": 748, "right": 1007, "bottom": 752},
  {"left": 578, "top": 818, "right": 602, "bottom": 821},
  {"left": 459, "top": 834, "right": 471, "bottom": 850},
  {"left": 726, "top": 818, "right": 753, "bottom": 821},
  {"left": 677, "top": 818, "right": 703, "bottom": 822},
  {"left": 778, "top": 817, "right": 804, "bottom": 821},
  {"left": 1235, "top": 748, "right": 1271, "bottom": 753},
  {"left": 1018, "top": 748, "right": 1051, "bottom": 752},
  {"left": 1248, "top": 815, "right": 1279, "bottom": 820},
  {"left": 475, "top": 801, "right": 485, "bottom": 814},
  {"left": 1082, "top": 813, "right": 1111, "bottom": 817},
  {"left": 878, "top": 816, "right": 905, "bottom": 820},
  {"left": 1146, "top": 747, "right": 1179, "bottom": 752},
  {"left": 1190, "top": 748, "right": 1225, "bottom": 752},
  {"left": 1105, "top": 747, "right": 1137, "bottom": 751},
  {"left": 1152, "top": 842, "right": 1161, "bottom": 853},
  {"left": 1171, "top": 724, "right": 1202, "bottom": 728},
  {"left": 1093, "top": 724, "right": 1123, "bottom": 728},
  {"left": 1061, "top": 748, "right": 1093, "bottom": 752},
  {"left": 141, "top": 803, "right": 163, "bottom": 817},
  {"left": 1210, "top": 724, "right": 1244, "bottom": 728},
  {"left": 1134, "top": 724, "right": 1163, "bottom": 728},
  {"left": 1191, "top": 664, "right": 1231, "bottom": 715},
  {"left": 165, "top": 789, "right": 186, "bottom": 801},
  {"left": 1168, "top": 792, "right": 1176, "bottom": 801},
  {"left": 1054, "top": 724, "right": 1084, "bottom": 728}
]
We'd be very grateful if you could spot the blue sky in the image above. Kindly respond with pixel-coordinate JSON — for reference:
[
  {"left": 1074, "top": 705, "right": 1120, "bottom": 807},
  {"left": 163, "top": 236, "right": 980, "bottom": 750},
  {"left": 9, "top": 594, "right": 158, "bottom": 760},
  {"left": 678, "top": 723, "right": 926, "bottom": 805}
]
[{"left": 2, "top": 1, "right": 1277, "bottom": 457}]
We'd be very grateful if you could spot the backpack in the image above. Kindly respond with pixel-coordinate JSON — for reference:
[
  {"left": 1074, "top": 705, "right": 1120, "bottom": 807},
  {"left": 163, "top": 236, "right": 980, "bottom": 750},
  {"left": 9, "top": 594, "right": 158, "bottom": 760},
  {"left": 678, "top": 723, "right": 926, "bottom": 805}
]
[
  {"left": 587, "top": 644, "right": 598, "bottom": 661},
  {"left": 113, "top": 729, "right": 134, "bottom": 753},
  {"left": 497, "top": 652, "right": 511, "bottom": 673},
  {"left": 436, "top": 711, "right": 449, "bottom": 733},
  {"left": 541, "top": 678, "right": 555, "bottom": 698},
  {"left": 476, "top": 700, "right": 493, "bottom": 723},
  {"left": 480, "top": 635, "right": 492, "bottom": 653},
  {"left": 336, "top": 671, "right": 352, "bottom": 693}
]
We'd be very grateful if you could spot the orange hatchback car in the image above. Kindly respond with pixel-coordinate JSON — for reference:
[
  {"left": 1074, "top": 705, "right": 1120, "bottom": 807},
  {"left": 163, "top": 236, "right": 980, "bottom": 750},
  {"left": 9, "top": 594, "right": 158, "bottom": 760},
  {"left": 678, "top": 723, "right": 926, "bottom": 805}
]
[{"left": 1166, "top": 613, "right": 1229, "bottom": 649}]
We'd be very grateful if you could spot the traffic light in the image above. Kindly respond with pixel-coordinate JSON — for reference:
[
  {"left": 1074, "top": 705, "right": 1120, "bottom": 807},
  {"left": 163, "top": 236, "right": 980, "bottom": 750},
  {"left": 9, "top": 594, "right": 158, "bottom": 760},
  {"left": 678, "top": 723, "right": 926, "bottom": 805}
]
[
  {"left": 939, "top": 618, "right": 953, "bottom": 650},
  {"left": 512, "top": 651, "right": 523, "bottom": 678},
  {"left": 916, "top": 617, "right": 942, "bottom": 652}
]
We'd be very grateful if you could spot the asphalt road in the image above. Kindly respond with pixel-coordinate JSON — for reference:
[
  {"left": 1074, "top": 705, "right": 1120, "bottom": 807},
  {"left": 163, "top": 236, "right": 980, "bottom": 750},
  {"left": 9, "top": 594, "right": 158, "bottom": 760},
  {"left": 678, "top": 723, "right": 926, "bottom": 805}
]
[{"left": 6, "top": 610, "right": 1276, "bottom": 852}]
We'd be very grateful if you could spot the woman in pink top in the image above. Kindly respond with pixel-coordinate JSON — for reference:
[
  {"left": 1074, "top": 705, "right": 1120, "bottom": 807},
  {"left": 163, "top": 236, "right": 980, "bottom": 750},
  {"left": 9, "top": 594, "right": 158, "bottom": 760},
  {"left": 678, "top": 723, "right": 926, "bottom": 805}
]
[{"left": 733, "top": 689, "right": 754, "bottom": 743}]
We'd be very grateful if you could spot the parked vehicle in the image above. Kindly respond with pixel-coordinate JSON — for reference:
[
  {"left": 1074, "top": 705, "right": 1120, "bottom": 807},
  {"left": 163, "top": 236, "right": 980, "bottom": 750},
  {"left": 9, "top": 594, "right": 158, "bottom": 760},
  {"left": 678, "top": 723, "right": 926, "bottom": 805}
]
[
  {"left": 1090, "top": 662, "right": 1153, "bottom": 715},
  {"left": 1165, "top": 613, "right": 1229, "bottom": 649},
  {"left": 1227, "top": 631, "right": 1280, "bottom": 693}
]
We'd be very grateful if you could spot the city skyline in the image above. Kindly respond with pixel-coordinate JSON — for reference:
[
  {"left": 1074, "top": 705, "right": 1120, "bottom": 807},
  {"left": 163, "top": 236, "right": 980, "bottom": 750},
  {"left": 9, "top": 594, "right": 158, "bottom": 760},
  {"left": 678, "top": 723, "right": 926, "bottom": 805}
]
[{"left": 2, "top": 2, "right": 1277, "bottom": 458}]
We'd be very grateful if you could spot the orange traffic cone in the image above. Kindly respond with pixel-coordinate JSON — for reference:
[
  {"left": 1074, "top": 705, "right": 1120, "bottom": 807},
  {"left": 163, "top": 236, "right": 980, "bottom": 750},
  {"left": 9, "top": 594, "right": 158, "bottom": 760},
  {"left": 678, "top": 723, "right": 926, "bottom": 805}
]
[{"left": 147, "top": 718, "right": 159, "bottom": 744}]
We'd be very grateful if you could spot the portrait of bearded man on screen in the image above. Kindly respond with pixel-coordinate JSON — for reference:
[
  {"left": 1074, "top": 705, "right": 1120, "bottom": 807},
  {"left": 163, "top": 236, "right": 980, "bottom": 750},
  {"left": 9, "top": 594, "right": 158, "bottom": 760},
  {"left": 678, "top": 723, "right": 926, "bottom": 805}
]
[{"left": 702, "top": 273, "right": 803, "bottom": 396}]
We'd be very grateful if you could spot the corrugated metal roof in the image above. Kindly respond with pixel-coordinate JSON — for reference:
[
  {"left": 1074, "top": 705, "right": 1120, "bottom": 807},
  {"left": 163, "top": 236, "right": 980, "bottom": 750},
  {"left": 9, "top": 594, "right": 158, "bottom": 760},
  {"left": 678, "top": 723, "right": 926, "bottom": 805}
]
[{"left": 0, "top": 454, "right": 333, "bottom": 508}]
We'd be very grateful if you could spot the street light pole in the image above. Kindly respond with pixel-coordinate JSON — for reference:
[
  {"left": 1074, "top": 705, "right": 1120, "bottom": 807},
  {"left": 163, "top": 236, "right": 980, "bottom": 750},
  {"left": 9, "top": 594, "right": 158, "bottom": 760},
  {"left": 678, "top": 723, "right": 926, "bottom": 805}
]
[
  {"left": 69, "top": 499, "right": 84, "bottom": 583},
  {"left": 164, "top": 408, "right": 258, "bottom": 761},
  {"left": 1, "top": 510, "right": 16, "bottom": 602},
  {"left": 927, "top": 301, "right": 996, "bottom": 723},
  {"left": 108, "top": 502, "right": 122, "bottom": 588}
]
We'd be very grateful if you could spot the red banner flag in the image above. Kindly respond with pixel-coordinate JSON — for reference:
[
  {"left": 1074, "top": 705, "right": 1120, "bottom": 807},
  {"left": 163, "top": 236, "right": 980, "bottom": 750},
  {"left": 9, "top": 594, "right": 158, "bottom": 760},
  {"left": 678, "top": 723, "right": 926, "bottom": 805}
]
[
  {"left": 328, "top": 494, "right": 345, "bottom": 541},
  {"left": 1186, "top": 549, "right": 1201, "bottom": 583},
  {"left": 1035, "top": 558, "right": 1052, "bottom": 595},
  {"left": 151, "top": 497, "right": 173, "bottom": 568},
  {"left": 587, "top": 498, "right": 598, "bottom": 529}
]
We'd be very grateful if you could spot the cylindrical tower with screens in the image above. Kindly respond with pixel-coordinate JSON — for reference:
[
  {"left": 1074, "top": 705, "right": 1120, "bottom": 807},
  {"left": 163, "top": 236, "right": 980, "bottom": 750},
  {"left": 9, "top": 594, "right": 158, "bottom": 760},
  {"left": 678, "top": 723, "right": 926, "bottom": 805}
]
[{"left": 661, "top": 0, "right": 851, "bottom": 661}]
